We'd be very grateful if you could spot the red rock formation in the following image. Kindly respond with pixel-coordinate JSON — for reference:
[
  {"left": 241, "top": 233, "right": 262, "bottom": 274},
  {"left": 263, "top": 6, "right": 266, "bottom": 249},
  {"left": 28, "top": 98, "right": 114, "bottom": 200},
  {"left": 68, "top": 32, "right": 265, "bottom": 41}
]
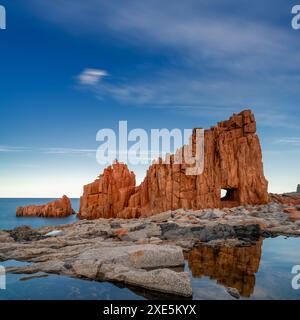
[
  {"left": 282, "top": 207, "right": 300, "bottom": 220},
  {"left": 270, "top": 193, "right": 300, "bottom": 206},
  {"left": 16, "top": 195, "right": 74, "bottom": 218},
  {"left": 79, "top": 162, "right": 136, "bottom": 219},
  {"left": 288, "top": 210, "right": 300, "bottom": 221},
  {"left": 79, "top": 110, "right": 269, "bottom": 219}
]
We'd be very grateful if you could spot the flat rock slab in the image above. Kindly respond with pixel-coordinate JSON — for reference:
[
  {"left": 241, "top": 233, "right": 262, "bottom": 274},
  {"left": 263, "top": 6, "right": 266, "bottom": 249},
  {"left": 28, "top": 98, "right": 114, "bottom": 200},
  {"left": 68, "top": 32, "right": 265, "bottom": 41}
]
[
  {"left": 101, "top": 264, "right": 192, "bottom": 297},
  {"left": 3, "top": 239, "right": 190, "bottom": 297}
]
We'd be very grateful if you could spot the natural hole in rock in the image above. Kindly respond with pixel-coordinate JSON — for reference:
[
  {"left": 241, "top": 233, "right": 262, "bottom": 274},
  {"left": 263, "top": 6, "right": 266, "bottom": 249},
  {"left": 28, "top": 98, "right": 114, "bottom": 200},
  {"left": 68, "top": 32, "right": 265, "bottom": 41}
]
[
  {"left": 221, "top": 189, "right": 227, "bottom": 198},
  {"left": 221, "top": 188, "right": 238, "bottom": 201}
]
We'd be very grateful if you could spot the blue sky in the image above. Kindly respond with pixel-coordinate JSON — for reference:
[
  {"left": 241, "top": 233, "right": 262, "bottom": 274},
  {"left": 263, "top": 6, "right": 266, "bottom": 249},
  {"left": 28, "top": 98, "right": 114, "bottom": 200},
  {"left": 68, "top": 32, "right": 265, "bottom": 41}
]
[{"left": 0, "top": 0, "right": 300, "bottom": 197}]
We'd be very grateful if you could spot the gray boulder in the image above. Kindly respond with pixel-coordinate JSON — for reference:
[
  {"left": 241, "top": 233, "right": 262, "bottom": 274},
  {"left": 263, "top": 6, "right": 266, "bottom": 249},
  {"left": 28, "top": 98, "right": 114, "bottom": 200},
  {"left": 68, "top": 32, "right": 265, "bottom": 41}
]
[
  {"left": 100, "top": 264, "right": 193, "bottom": 297},
  {"left": 160, "top": 222, "right": 261, "bottom": 242}
]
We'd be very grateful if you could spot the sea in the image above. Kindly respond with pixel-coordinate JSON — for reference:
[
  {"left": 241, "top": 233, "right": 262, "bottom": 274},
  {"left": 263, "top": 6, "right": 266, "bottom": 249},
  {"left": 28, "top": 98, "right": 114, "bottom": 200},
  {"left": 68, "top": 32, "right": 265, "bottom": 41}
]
[{"left": 0, "top": 198, "right": 300, "bottom": 300}]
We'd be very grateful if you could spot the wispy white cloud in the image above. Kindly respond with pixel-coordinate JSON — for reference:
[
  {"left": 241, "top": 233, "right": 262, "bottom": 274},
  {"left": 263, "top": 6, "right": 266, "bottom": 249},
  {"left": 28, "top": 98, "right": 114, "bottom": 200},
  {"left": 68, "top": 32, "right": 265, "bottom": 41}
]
[
  {"left": 0, "top": 146, "right": 96, "bottom": 156},
  {"left": 275, "top": 137, "right": 300, "bottom": 146},
  {"left": 77, "top": 68, "right": 108, "bottom": 85},
  {"left": 26, "top": 0, "right": 300, "bottom": 130},
  {"left": 27, "top": 0, "right": 300, "bottom": 73},
  {"left": 42, "top": 147, "right": 96, "bottom": 156},
  {"left": 0, "top": 146, "right": 29, "bottom": 152},
  {"left": 76, "top": 68, "right": 299, "bottom": 129}
]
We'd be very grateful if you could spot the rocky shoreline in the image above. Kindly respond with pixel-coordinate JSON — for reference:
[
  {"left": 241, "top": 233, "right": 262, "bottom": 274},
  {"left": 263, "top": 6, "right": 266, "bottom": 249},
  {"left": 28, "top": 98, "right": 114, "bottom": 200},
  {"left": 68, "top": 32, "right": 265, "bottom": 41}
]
[{"left": 1, "top": 202, "right": 300, "bottom": 297}]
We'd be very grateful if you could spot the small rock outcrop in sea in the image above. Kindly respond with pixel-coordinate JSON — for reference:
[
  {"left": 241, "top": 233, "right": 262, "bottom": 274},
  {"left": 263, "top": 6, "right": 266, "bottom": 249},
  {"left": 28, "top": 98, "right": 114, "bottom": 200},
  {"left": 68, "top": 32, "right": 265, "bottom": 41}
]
[
  {"left": 79, "top": 110, "right": 269, "bottom": 219},
  {"left": 16, "top": 195, "right": 74, "bottom": 218}
]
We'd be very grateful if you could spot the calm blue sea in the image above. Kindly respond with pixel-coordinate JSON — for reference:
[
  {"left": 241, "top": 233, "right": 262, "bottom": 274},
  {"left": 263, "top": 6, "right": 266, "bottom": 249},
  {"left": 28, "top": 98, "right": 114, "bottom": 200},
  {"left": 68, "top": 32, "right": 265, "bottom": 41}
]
[
  {"left": 0, "top": 199, "right": 300, "bottom": 300},
  {"left": 0, "top": 198, "right": 79, "bottom": 230}
]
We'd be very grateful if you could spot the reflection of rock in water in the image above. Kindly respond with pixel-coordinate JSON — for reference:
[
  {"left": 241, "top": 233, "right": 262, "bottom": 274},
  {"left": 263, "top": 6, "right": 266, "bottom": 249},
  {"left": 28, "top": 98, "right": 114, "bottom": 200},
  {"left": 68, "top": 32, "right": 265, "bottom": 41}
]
[
  {"left": 114, "top": 282, "right": 190, "bottom": 300},
  {"left": 187, "top": 241, "right": 262, "bottom": 297}
]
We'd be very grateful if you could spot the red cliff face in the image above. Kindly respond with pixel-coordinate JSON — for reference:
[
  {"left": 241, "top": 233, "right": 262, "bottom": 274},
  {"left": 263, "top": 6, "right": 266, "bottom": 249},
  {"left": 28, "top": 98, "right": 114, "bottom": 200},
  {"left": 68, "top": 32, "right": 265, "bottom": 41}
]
[
  {"left": 79, "top": 162, "right": 136, "bottom": 219},
  {"left": 78, "top": 110, "right": 269, "bottom": 219},
  {"left": 16, "top": 195, "right": 74, "bottom": 218}
]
